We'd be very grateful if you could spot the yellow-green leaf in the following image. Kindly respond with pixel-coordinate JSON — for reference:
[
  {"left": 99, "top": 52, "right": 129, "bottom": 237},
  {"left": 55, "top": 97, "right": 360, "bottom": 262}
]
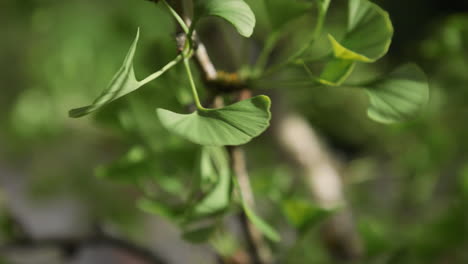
[
  {"left": 318, "top": 58, "right": 356, "bottom": 86},
  {"left": 328, "top": 0, "right": 393, "bottom": 62}
]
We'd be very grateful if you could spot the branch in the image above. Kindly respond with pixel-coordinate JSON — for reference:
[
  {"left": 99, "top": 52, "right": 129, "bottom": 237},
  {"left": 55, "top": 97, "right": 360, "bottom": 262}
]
[
  {"left": 169, "top": 1, "right": 273, "bottom": 263},
  {"left": 230, "top": 146, "right": 273, "bottom": 264},
  {"left": 0, "top": 234, "right": 168, "bottom": 264}
]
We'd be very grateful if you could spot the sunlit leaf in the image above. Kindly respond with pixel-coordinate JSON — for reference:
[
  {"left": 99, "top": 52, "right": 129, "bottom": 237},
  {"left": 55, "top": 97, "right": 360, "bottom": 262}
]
[
  {"left": 328, "top": 0, "right": 393, "bottom": 62},
  {"left": 157, "top": 95, "right": 271, "bottom": 146},
  {"left": 318, "top": 58, "right": 356, "bottom": 86},
  {"left": 302, "top": 58, "right": 356, "bottom": 86},
  {"left": 195, "top": 0, "right": 256, "bottom": 37},
  {"left": 190, "top": 147, "right": 231, "bottom": 217},
  {"left": 69, "top": 29, "right": 141, "bottom": 117},
  {"left": 364, "top": 64, "right": 429, "bottom": 123}
]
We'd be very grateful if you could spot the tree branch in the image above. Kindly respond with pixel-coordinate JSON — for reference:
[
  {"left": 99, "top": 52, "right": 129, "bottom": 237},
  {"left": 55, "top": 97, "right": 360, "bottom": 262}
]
[
  {"left": 230, "top": 146, "right": 273, "bottom": 264},
  {"left": 168, "top": 1, "right": 273, "bottom": 263},
  {"left": 0, "top": 233, "right": 168, "bottom": 264},
  {"left": 274, "top": 112, "right": 363, "bottom": 260}
]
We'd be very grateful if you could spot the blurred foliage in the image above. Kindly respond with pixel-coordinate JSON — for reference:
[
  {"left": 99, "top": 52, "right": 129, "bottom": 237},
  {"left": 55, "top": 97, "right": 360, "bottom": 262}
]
[{"left": 0, "top": 0, "right": 468, "bottom": 263}]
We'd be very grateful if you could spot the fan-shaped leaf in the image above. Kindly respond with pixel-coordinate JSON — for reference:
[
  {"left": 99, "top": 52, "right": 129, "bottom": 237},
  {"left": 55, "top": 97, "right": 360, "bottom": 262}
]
[
  {"left": 157, "top": 95, "right": 271, "bottom": 146},
  {"left": 69, "top": 29, "right": 141, "bottom": 118},
  {"left": 195, "top": 0, "right": 256, "bottom": 37},
  {"left": 328, "top": 0, "right": 393, "bottom": 62},
  {"left": 365, "top": 64, "right": 429, "bottom": 123}
]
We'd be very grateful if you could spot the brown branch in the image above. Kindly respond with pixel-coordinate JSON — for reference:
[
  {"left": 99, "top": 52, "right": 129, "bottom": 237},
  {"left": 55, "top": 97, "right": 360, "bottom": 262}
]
[
  {"left": 169, "top": 1, "right": 273, "bottom": 263},
  {"left": 230, "top": 147, "right": 273, "bottom": 264}
]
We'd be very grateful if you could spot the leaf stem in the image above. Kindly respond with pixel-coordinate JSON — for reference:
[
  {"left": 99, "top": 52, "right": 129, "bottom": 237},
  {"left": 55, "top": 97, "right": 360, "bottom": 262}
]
[
  {"left": 253, "top": 31, "right": 280, "bottom": 76},
  {"left": 138, "top": 54, "right": 184, "bottom": 87},
  {"left": 183, "top": 57, "right": 205, "bottom": 110},
  {"left": 161, "top": 0, "right": 189, "bottom": 34}
]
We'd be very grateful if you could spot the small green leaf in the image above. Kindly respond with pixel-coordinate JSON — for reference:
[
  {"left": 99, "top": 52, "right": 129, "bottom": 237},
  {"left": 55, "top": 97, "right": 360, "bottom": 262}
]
[
  {"left": 282, "top": 199, "right": 333, "bottom": 231},
  {"left": 265, "top": 0, "right": 312, "bottom": 30},
  {"left": 243, "top": 201, "right": 281, "bottom": 242},
  {"left": 95, "top": 146, "right": 149, "bottom": 184},
  {"left": 137, "top": 198, "right": 184, "bottom": 221},
  {"left": 191, "top": 147, "right": 231, "bottom": 217},
  {"left": 157, "top": 95, "right": 271, "bottom": 146},
  {"left": 302, "top": 58, "right": 356, "bottom": 86},
  {"left": 318, "top": 58, "right": 356, "bottom": 86},
  {"left": 195, "top": 0, "right": 256, "bottom": 37},
  {"left": 69, "top": 29, "right": 141, "bottom": 117},
  {"left": 182, "top": 225, "right": 217, "bottom": 243},
  {"left": 328, "top": 0, "right": 393, "bottom": 62},
  {"left": 364, "top": 64, "right": 429, "bottom": 123}
]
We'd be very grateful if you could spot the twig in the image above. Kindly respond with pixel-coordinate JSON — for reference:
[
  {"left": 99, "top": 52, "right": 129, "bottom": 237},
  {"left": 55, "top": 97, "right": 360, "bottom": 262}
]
[
  {"left": 230, "top": 146, "right": 273, "bottom": 264},
  {"left": 168, "top": 1, "right": 273, "bottom": 263}
]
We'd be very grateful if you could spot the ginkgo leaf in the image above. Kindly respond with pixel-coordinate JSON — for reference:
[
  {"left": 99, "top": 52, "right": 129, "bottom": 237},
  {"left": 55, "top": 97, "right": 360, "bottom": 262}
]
[
  {"left": 364, "top": 64, "right": 429, "bottom": 123},
  {"left": 157, "top": 95, "right": 271, "bottom": 146},
  {"left": 195, "top": 0, "right": 256, "bottom": 37},
  {"left": 69, "top": 29, "right": 141, "bottom": 118},
  {"left": 265, "top": 0, "right": 312, "bottom": 30},
  {"left": 301, "top": 58, "right": 355, "bottom": 86},
  {"left": 328, "top": 0, "right": 393, "bottom": 62},
  {"left": 318, "top": 58, "right": 356, "bottom": 86},
  {"left": 190, "top": 147, "right": 231, "bottom": 217}
]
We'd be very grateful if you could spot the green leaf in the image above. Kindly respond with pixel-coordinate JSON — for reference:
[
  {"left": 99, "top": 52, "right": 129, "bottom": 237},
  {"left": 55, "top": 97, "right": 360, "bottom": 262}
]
[
  {"left": 137, "top": 198, "right": 184, "bottom": 221},
  {"left": 195, "top": 0, "right": 256, "bottom": 37},
  {"left": 318, "top": 59, "right": 356, "bottom": 86},
  {"left": 328, "top": 0, "right": 393, "bottom": 62},
  {"left": 157, "top": 95, "right": 271, "bottom": 146},
  {"left": 303, "top": 58, "right": 356, "bottom": 86},
  {"left": 364, "top": 64, "right": 429, "bottom": 123},
  {"left": 265, "top": 0, "right": 312, "bottom": 30},
  {"left": 282, "top": 199, "right": 333, "bottom": 232},
  {"left": 69, "top": 29, "right": 141, "bottom": 117},
  {"left": 95, "top": 146, "right": 149, "bottom": 184},
  {"left": 182, "top": 225, "right": 217, "bottom": 243},
  {"left": 190, "top": 147, "right": 232, "bottom": 217},
  {"left": 242, "top": 201, "right": 281, "bottom": 242}
]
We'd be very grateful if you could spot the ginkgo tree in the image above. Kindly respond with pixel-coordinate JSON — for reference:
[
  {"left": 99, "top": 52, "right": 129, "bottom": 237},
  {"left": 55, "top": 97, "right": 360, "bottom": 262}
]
[{"left": 68, "top": 0, "right": 429, "bottom": 258}]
